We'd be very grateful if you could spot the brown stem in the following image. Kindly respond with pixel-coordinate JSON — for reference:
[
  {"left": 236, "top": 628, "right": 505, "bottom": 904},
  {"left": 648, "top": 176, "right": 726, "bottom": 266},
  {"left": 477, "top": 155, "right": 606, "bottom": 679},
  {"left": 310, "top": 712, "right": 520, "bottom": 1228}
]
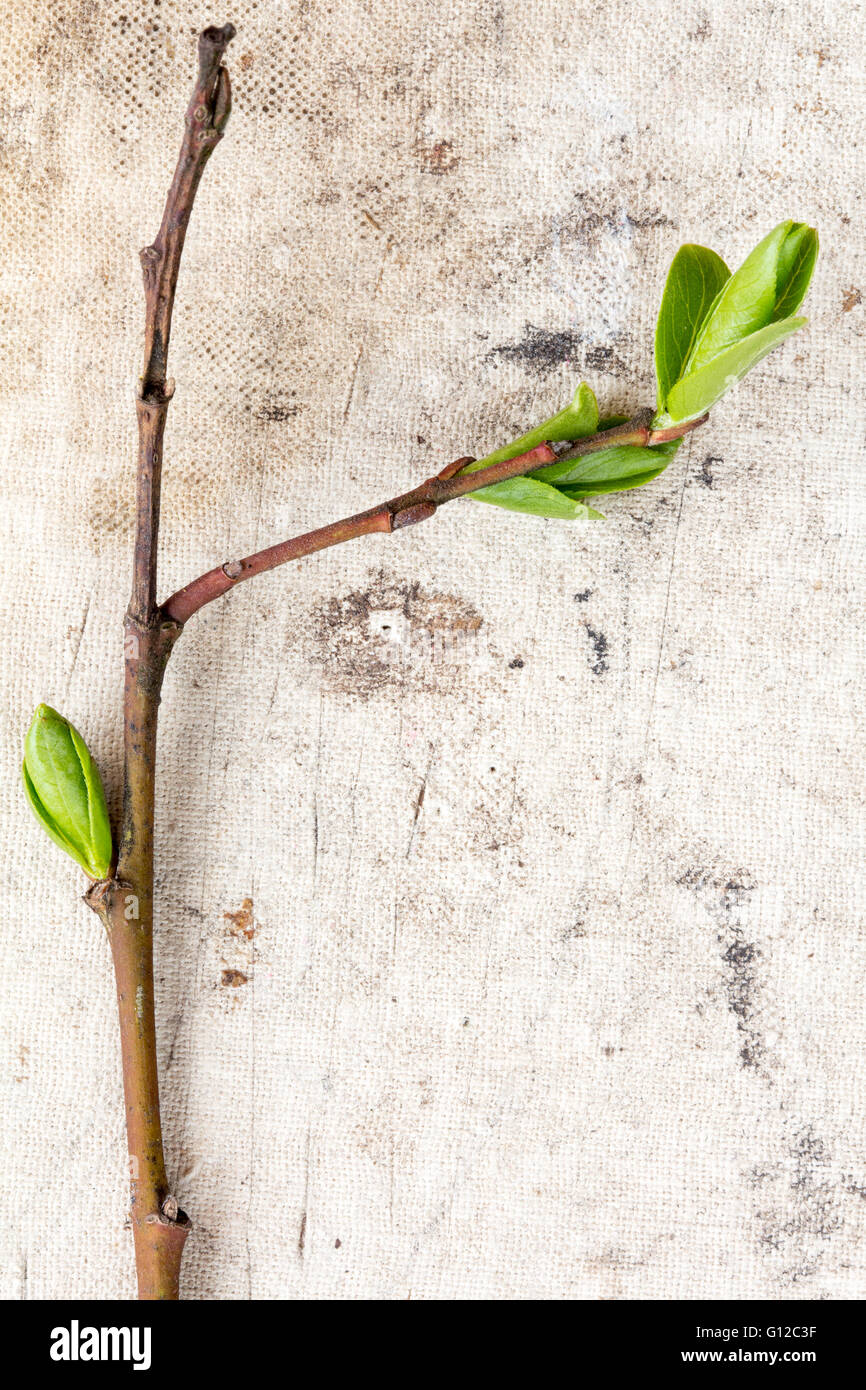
[
  {"left": 133, "top": 23, "right": 235, "bottom": 622},
  {"left": 85, "top": 619, "right": 183, "bottom": 1299},
  {"left": 86, "top": 25, "right": 235, "bottom": 1301},
  {"left": 163, "top": 412, "right": 708, "bottom": 624}
]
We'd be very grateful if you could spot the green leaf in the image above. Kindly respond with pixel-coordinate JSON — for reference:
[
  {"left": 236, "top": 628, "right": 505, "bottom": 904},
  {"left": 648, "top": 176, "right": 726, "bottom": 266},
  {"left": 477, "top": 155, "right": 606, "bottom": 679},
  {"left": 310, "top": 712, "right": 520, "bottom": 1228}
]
[
  {"left": 462, "top": 382, "right": 601, "bottom": 519},
  {"left": 654, "top": 245, "right": 730, "bottom": 410},
  {"left": 559, "top": 469, "right": 662, "bottom": 500},
  {"left": 531, "top": 413, "right": 681, "bottom": 496},
  {"left": 666, "top": 315, "right": 806, "bottom": 423},
  {"left": 467, "top": 474, "right": 604, "bottom": 519},
  {"left": 462, "top": 382, "right": 599, "bottom": 475},
  {"left": 685, "top": 222, "right": 793, "bottom": 373},
  {"left": 23, "top": 704, "right": 113, "bottom": 879},
  {"left": 544, "top": 438, "right": 682, "bottom": 495},
  {"left": 773, "top": 224, "right": 819, "bottom": 321},
  {"left": 22, "top": 763, "right": 86, "bottom": 866}
]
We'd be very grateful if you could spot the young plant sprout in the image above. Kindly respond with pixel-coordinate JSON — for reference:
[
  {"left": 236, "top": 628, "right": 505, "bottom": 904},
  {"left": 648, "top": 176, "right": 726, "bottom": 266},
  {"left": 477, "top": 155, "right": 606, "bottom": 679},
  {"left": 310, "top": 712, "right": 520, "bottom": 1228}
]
[{"left": 22, "top": 25, "right": 818, "bottom": 1300}]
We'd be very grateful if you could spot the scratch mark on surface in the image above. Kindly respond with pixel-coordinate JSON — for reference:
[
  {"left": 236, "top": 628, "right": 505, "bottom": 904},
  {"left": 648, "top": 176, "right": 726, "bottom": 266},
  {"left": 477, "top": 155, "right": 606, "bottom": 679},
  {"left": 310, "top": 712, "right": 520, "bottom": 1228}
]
[
  {"left": 618, "top": 438, "right": 692, "bottom": 894},
  {"left": 342, "top": 345, "right": 364, "bottom": 423},
  {"left": 644, "top": 441, "right": 690, "bottom": 748},
  {"left": 459, "top": 763, "right": 521, "bottom": 1118},
  {"left": 165, "top": 996, "right": 188, "bottom": 1072},
  {"left": 298, "top": 1127, "right": 312, "bottom": 1261},
  {"left": 736, "top": 5, "right": 776, "bottom": 179},
  {"left": 245, "top": 864, "right": 259, "bottom": 1300},
  {"left": 312, "top": 688, "right": 324, "bottom": 892},
  {"left": 66, "top": 591, "right": 91, "bottom": 685},
  {"left": 341, "top": 729, "right": 368, "bottom": 892},
  {"left": 342, "top": 237, "right": 394, "bottom": 422},
  {"left": 391, "top": 893, "right": 399, "bottom": 961},
  {"left": 405, "top": 750, "right": 435, "bottom": 858}
]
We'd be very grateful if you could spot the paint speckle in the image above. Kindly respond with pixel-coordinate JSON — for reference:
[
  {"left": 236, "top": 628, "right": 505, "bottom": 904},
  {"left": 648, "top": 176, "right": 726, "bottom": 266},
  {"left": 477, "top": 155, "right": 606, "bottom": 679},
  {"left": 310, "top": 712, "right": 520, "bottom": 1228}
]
[
  {"left": 583, "top": 343, "right": 628, "bottom": 376},
  {"left": 225, "top": 898, "right": 256, "bottom": 940},
  {"left": 221, "top": 969, "right": 249, "bottom": 988},
  {"left": 698, "top": 455, "right": 721, "bottom": 488},
  {"left": 721, "top": 937, "right": 763, "bottom": 1069},
  {"left": 488, "top": 325, "right": 585, "bottom": 373},
  {"left": 583, "top": 624, "right": 609, "bottom": 675},
  {"left": 416, "top": 139, "right": 459, "bottom": 175},
  {"left": 756, "top": 1127, "right": 845, "bottom": 1288},
  {"left": 255, "top": 398, "right": 305, "bottom": 423},
  {"left": 676, "top": 868, "right": 763, "bottom": 1069}
]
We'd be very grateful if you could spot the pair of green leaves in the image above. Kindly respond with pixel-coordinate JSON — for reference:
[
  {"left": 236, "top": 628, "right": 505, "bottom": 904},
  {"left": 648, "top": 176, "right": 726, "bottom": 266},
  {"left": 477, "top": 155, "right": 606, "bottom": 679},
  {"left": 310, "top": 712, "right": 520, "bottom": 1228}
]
[
  {"left": 22, "top": 705, "right": 113, "bottom": 879},
  {"left": 462, "top": 382, "right": 679, "bottom": 521},
  {"left": 654, "top": 220, "right": 818, "bottom": 422},
  {"left": 464, "top": 220, "right": 817, "bottom": 520}
]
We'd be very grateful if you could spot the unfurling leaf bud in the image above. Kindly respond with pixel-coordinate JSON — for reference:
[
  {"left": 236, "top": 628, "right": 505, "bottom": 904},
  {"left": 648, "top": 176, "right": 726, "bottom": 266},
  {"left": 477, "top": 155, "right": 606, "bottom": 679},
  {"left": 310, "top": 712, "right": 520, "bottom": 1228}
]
[
  {"left": 22, "top": 704, "right": 113, "bottom": 880},
  {"left": 654, "top": 221, "right": 818, "bottom": 423}
]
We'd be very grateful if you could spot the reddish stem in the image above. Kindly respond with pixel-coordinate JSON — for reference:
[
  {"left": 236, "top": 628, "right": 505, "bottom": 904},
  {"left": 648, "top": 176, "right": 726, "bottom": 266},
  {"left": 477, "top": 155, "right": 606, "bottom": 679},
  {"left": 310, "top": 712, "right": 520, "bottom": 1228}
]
[{"left": 163, "top": 414, "right": 707, "bottom": 623}]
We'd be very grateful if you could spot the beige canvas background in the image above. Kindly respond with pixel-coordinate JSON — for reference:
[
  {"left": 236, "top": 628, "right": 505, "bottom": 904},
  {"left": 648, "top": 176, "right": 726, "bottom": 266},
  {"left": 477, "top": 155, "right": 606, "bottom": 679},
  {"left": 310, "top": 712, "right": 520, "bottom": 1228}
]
[{"left": 0, "top": 0, "right": 864, "bottom": 1300}]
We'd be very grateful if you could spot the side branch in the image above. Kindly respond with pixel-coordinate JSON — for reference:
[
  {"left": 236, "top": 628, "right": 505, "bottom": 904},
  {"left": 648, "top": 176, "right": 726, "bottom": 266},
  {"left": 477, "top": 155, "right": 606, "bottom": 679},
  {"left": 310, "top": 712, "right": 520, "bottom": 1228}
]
[{"left": 162, "top": 410, "right": 707, "bottom": 624}]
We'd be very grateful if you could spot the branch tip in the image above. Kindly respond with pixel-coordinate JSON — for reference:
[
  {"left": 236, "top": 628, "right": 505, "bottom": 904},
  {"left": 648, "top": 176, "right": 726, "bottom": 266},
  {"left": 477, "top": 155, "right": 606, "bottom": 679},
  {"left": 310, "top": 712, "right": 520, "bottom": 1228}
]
[
  {"left": 201, "top": 23, "right": 237, "bottom": 46},
  {"left": 198, "top": 24, "right": 237, "bottom": 71},
  {"left": 648, "top": 412, "right": 708, "bottom": 444},
  {"left": 192, "top": 24, "right": 236, "bottom": 125}
]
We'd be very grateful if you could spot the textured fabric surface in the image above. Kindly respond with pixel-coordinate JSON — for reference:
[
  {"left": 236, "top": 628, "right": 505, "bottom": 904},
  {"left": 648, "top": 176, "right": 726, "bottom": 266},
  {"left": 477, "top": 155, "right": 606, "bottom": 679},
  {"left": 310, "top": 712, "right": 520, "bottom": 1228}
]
[{"left": 0, "top": 0, "right": 864, "bottom": 1300}]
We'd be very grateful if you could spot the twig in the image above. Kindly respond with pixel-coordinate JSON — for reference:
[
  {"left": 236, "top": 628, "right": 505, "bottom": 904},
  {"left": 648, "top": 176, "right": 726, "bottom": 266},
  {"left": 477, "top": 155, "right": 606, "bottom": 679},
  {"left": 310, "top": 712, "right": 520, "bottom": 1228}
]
[{"left": 163, "top": 412, "right": 707, "bottom": 623}]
